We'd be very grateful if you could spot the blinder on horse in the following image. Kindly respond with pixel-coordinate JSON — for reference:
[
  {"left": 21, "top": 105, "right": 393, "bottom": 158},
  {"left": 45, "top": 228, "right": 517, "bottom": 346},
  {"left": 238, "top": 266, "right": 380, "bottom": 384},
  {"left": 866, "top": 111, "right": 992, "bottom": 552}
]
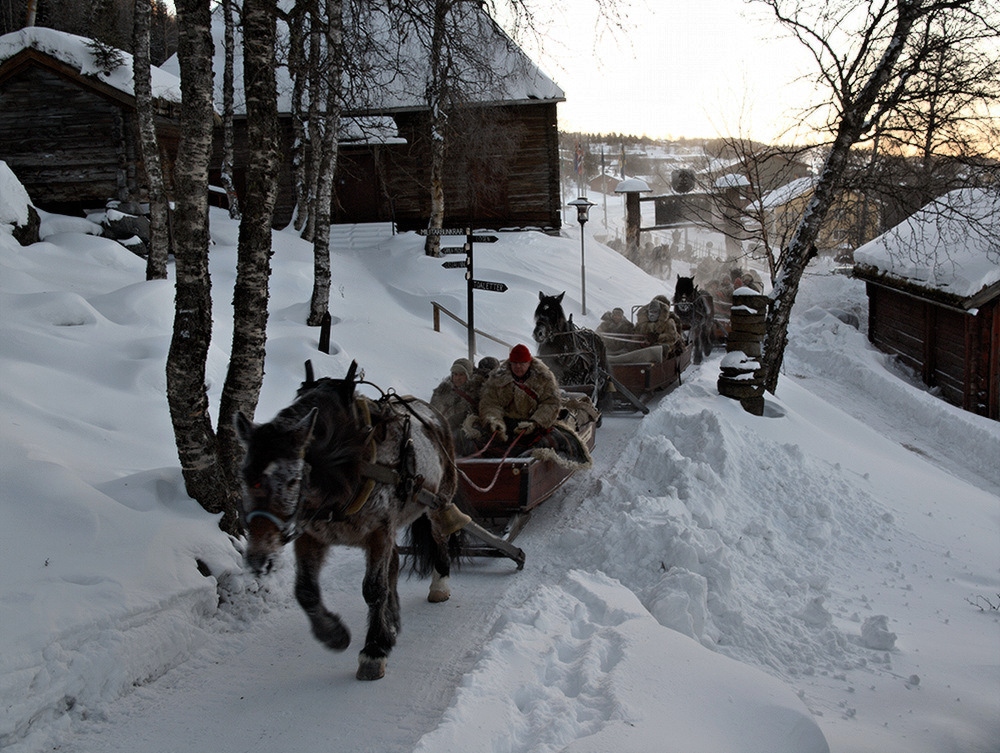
[{"left": 240, "top": 393, "right": 447, "bottom": 542}]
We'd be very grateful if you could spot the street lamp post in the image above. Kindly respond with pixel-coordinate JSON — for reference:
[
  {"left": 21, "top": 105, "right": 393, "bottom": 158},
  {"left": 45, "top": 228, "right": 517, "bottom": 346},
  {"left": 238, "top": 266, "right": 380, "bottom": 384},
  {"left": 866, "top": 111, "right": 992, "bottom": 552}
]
[{"left": 568, "top": 196, "right": 595, "bottom": 315}]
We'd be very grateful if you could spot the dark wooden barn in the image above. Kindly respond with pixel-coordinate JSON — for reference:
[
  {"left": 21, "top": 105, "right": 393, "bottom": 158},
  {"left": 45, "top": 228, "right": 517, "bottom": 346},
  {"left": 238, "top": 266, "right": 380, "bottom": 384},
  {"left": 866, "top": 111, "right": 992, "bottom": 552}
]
[
  {"left": 189, "top": 3, "right": 566, "bottom": 232},
  {"left": 853, "top": 189, "right": 1000, "bottom": 420},
  {"left": 0, "top": 28, "right": 182, "bottom": 215},
  {"left": 214, "top": 100, "right": 562, "bottom": 232}
]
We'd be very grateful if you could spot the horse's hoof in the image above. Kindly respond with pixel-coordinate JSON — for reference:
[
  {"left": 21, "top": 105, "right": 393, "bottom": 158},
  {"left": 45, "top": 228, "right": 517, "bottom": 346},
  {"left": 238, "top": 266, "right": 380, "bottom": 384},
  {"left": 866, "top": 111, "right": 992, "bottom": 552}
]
[
  {"left": 428, "top": 573, "right": 450, "bottom": 603},
  {"left": 357, "top": 654, "right": 386, "bottom": 681},
  {"left": 311, "top": 611, "right": 351, "bottom": 651}
]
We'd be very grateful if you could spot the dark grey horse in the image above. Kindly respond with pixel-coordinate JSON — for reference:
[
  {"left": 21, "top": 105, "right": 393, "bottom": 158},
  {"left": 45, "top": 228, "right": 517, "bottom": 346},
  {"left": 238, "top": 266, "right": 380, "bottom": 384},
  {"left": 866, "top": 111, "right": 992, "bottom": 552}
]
[
  {"left": 235, "top": 361, "right": 460, "bottom": 680},
  {"left": 532, "top": 291, "right": 609, "bottom": 404},
  {"left": 673, "top": 276, "right": 715, "bottom": 364}
]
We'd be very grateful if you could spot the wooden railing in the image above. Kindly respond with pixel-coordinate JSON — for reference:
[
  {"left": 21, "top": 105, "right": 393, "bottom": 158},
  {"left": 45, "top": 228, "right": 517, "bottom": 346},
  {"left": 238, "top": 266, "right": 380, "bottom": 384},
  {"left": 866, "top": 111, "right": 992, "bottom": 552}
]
[{"left": 431, "top": 301, "right": 512, "bottom": 350}]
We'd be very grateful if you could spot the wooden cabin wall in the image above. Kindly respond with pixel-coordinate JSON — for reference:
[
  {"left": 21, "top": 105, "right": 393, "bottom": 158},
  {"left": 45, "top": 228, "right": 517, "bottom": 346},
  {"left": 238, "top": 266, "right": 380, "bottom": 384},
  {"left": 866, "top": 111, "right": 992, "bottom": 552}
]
[
  {"left": 867, "top": 283, "right": 997, "bottom": 418},
  {"left": 386, "top": 101, "right": 561, "bottom": 231},
  {"left": 215, "top": 101, "right": 562, "bottom": 232},
  {"left": 1, "top": 58, "right": 181, "bottom": 214},
  {"left": 972, "top": 300, "right": 999, "bottom": 419},
  {"left": 1, "top": 64, "right": 133, "bottom": 210}
]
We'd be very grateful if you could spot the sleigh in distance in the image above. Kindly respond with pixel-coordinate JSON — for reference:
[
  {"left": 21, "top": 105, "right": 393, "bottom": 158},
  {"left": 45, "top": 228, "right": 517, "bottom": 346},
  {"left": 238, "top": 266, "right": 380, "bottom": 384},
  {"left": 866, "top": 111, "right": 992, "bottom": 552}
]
[{"left": 604, "top": 340, "right": 692, "bottom": 412}]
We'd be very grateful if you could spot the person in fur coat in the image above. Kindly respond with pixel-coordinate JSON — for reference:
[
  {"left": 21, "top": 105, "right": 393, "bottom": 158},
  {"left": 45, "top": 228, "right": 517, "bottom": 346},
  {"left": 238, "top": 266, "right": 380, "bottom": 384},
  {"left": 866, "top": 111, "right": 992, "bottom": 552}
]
[
  {"left": 477, "top": 344, "right": 561, "bottom": 442},
  {"left": 430, "top": 357, "right": 481, "bottom": 434}
]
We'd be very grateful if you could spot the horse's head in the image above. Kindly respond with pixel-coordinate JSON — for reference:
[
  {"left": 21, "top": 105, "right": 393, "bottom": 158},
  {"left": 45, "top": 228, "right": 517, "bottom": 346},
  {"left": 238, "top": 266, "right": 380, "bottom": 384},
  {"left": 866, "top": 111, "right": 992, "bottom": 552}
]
[
  {"left": 532, "top": 291, "right": 567, "bottom": 344},
  {"left": 234, "top": 362, "right": 360, "bottom": 575},
  {"left": 673, "top": 275, "right": 696, "bottom": 305},
  {"left": 235, "top": 407, "right": 318, "bottom": 574}
]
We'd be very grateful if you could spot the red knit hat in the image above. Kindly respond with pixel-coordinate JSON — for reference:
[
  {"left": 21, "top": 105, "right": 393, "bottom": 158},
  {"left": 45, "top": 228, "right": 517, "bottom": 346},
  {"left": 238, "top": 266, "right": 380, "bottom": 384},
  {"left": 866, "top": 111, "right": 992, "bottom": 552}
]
[{"left": 509, "top": 344, "right": 533, "bottom": 363}]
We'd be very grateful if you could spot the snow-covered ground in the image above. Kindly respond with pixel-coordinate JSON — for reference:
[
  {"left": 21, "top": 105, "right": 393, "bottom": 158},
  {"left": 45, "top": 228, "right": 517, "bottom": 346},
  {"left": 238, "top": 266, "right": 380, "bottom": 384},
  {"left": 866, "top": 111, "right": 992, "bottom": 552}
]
[{"left": 2, "top": 169, "right": 998, "bottom": 752}]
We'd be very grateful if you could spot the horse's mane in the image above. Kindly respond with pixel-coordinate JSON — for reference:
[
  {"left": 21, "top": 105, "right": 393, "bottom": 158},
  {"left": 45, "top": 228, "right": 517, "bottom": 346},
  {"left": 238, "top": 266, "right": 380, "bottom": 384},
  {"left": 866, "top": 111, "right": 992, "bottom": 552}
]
[{"left": 285, "top": 378, "right": 367, "bottom": 500}]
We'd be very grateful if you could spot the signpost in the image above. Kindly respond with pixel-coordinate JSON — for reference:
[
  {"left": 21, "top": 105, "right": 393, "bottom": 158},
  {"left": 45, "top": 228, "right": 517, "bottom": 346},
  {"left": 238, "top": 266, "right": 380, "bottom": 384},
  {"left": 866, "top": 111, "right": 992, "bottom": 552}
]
[{"left": 419, "top": 227, "right": 504, "bottom": 360}]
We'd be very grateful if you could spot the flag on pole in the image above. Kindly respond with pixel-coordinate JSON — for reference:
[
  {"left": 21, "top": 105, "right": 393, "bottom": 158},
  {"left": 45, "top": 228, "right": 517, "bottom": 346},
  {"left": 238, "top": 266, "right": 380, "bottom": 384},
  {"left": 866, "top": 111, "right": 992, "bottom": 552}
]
[{"left": 574, "top": 141, "right": 584, "bottom": 176}]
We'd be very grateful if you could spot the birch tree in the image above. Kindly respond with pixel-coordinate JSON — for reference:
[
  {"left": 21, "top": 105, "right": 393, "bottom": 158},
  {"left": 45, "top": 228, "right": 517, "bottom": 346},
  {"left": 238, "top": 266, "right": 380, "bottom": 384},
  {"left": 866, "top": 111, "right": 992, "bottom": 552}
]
[
  {"left": 287, "top": 0, "right": 311, "bottom": 233},
  {"left": 220, "top": 0, "right": 241, "bottom": 220},
  {"left": 216, "top": 0, "right": 280, "bottom": 489},
  {"left": 133, "top": 0, "right": 171, "bottom": 280},
  {"left": 306, "top": 0, "right": 344, "bottom": 325},
  {"left": 755, "top": 0, "right": 997, "bottom": 394},
  {"left": 166, "top": 0, "right": 233, "bottom": 529}
]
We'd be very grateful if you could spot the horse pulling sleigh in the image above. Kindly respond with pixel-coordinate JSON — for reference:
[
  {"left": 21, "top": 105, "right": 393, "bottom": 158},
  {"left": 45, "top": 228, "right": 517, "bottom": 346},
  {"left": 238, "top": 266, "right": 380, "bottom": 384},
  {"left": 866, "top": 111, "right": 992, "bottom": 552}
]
[
  {"left": 533, "top": 291, "right": 692, "bottom": 415},
  {"left": 234, "top": 360, "right": 535, "bottom": 680}
]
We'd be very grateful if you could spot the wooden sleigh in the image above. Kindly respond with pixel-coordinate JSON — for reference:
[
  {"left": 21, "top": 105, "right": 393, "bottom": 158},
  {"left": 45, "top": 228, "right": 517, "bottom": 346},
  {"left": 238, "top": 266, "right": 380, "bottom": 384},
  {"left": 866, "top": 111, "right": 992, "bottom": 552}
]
[
  {"left": 450, "top": 404, "right": 599, "bottom": 569},
  {"left": 601, "top": 340, "right": 692, "bottom": 414}
]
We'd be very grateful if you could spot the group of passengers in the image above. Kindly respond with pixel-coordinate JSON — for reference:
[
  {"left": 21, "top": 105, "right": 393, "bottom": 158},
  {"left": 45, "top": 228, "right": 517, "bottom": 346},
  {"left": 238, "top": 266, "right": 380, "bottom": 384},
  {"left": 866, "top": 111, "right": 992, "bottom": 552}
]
[
  {"left": 430, "top": 344, "right": 562, "bottom": 455},
  {"left": 596, "top": 294, "right": 685, "bottom": 358},
  {"left": 431, "top": 340, "right": 602, "bottom": 466}
]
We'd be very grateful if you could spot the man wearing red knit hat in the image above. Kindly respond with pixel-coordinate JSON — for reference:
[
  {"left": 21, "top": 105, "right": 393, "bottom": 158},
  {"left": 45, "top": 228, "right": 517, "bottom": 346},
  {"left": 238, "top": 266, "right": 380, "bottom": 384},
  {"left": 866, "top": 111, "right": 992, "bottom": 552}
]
[{"left": 477, "top": 343, "right": 561, "bottom": 443}]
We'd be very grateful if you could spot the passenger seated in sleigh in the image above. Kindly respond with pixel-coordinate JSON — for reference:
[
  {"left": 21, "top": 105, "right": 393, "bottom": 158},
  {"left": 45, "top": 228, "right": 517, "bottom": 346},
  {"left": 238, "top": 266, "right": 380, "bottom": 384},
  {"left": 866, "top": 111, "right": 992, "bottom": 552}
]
[
  {"left": 600, "top": 296, "right": 685, "bottom": 365},
  {"left": 462, "top": 344, "right": 593, "bottom": 470}
]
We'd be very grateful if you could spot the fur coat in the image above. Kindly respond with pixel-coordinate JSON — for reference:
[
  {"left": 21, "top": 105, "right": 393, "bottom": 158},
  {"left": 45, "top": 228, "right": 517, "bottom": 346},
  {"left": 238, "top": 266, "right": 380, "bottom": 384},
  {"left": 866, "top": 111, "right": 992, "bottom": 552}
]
[
  {"left": 478, "top": 358, "right": 561, "bottom": 429},
  {"left": 430, "top": 374, "right": 483, "bottom": 432}
]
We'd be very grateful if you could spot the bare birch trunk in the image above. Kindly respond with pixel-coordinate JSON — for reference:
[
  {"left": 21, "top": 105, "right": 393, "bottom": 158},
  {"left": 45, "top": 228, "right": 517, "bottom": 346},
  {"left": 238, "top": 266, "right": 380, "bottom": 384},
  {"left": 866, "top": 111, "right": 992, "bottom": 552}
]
[
  {"left": 166, "top": 0, "right": 233, "bottom": 531},
  {"left": 217, "top": 0, "right": 280, "bottom": 499},
  {"left": 133, "top": 0, "right": 170, "bottom": 281},
  {"left": 424, "top": 0, "right": 449, "bottom": 257},
  {"left": 288, "top": 2, "right": 309, "bottom": 232},
  {"left": 220, "top": 0, "right": 241, "bottom": 220},
  {"left": 302, "top": 15, "right": 323, "bottom": 243},
  {"left": 307, "top": 0, "right": 343, "bottom": 326},
  {"left": 761, "top": 0, "right": 922, "bottom": 394}
]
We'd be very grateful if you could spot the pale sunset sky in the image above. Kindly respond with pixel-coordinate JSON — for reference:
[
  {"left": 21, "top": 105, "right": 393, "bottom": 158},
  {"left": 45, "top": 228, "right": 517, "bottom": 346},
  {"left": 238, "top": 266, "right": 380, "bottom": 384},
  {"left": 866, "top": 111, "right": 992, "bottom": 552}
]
[{"left": 513, "top": 0, "right": 820, "bottom": 143}]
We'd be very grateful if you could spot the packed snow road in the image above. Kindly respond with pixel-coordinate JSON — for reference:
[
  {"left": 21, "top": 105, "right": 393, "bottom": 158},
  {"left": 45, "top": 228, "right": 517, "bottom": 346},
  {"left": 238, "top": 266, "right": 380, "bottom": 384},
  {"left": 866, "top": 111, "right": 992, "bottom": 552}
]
[{"left": 46, "top": 413, "right": 640, "bottom": 753}]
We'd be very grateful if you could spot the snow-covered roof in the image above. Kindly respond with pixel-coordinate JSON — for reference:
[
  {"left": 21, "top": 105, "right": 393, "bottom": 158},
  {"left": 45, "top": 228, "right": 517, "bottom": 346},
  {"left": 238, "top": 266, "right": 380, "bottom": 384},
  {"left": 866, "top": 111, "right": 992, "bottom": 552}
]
[
  {"left": 759, "top": 176, "right": 815, "bottom": 209},
  {"left": 338, "top": 116, "right": 406, "bottom": 145},
  {"left": 615, "top": 178, "right": 651, "bottom": 193},
  {"left": 0, "top": 27, "right": 182, "bottom": 104},
  {"left": 0, "top": 160, "right": 33, "bottom": 228},
  {"left": 354, "top": 5, "right": 564, "bottom": 111},
  {"left": 159, "top": 3, "right": 563, "bottom": 117},
  {"left": 715, "top": 173, "right": 750, "bottom": 189},
  {"left": 853, "top": 187, "right": 1000, "bottom": 301}
]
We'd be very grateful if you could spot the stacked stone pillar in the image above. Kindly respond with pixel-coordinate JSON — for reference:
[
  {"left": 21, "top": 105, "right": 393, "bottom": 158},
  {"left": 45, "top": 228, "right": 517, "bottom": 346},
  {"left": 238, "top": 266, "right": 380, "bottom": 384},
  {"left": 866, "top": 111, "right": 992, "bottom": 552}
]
[{"left": 717, "top": 288, "right": 769, "bottom": 415}]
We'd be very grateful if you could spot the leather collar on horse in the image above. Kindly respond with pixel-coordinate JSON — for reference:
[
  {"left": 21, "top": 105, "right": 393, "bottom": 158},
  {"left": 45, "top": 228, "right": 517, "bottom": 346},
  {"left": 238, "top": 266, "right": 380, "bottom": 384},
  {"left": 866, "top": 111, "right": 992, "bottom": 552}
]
[{"left": 304, "top": 390, "right": 450, "bottom": 528}]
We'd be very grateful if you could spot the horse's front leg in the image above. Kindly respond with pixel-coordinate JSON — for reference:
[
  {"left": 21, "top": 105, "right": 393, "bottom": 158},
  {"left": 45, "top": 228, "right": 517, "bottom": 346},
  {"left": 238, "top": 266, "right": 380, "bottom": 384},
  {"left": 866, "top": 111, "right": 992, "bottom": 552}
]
[
  {"left": 294, "top": 535, "right": 351, "bottom": 652},
  {"left": 357, "top": 527, "right": 400, "bottom": 680}
]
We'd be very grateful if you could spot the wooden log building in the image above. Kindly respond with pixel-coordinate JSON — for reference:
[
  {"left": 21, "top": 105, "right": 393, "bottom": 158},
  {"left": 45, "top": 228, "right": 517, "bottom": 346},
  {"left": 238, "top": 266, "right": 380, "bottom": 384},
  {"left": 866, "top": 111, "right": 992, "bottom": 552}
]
[
  {"left": 3, "top": 13, "right": 565, "bottom": 232},
  {"left": 853, "top": 188, "right": 1000, "bottom": 420},
  {"left": 0, "top": 27, "right": 182, "bottom": 215}
]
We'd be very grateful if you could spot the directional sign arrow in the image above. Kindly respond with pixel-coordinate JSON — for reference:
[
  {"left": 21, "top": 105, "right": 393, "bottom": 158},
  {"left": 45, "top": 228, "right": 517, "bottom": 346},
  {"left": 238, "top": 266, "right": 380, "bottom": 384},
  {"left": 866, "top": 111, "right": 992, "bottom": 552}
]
[
  {"left": 417, "top": 227, "right": 468, "bottom": 236},
  {"left": 469, "top": 234, "right": 499, "bottom": 244},
  {"left": 439, "top": 245, "right": 470, "bottom": 254},
  {"left": 471, "top": 279, "right": 508, "bottom": 292},
  {"left": 442, "top": 260, "right": 467, "bottom": 269}
]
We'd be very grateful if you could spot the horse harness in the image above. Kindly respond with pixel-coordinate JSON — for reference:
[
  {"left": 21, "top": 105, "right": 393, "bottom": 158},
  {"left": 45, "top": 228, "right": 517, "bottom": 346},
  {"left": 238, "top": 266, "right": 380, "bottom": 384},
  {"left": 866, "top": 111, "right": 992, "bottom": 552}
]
[{"left": 289, "top": 393, "right": 449, "bottom": 539}]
